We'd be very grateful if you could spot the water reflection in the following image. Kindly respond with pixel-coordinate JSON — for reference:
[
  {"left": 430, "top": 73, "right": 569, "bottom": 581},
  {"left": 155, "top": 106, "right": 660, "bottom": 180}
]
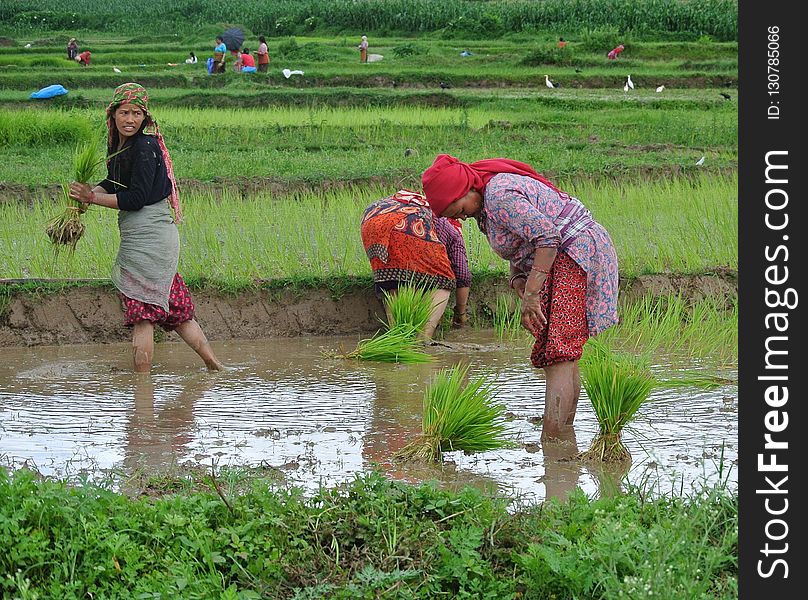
[
  {"left": 124, "top": 374, "right": 209, "bottom": 474},
  {"left": 540, "top": 427, "right": 582, "bottom": 502},
  {"left": 0, "top": 332, "right": 737, "bottom": 502}
]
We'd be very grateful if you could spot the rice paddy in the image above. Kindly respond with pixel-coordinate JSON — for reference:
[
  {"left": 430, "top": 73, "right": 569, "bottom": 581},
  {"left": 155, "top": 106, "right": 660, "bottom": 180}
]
[{"left": 0, "top": 3, "right": 739, "bottom": 595}]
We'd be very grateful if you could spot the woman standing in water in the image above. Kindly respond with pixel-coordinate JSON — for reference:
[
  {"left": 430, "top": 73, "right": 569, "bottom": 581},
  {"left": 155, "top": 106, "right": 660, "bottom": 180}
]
[
  {"left": 69, "top": 83, "right": 222, "bottom": 373},
  {"left": 422, "top": 154, "right": 618, "bottom": 439}
]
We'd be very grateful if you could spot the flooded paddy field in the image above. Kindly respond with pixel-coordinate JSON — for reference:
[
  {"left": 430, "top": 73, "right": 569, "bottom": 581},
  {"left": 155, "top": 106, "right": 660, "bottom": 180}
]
[{"left": 0, "top": 330, "right": 736, "bottom": 502}]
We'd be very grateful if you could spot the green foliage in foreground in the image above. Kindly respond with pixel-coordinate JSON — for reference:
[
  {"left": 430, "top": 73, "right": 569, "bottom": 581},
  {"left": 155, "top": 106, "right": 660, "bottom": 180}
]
[{"left": 0, "top": 468, "right": 737, "bottom": 599}]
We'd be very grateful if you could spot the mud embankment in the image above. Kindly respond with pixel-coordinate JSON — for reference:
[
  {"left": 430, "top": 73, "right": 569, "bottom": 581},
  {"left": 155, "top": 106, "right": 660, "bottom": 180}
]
[{"left": 0, "top": 272, "right": 737, "bottom": 347}]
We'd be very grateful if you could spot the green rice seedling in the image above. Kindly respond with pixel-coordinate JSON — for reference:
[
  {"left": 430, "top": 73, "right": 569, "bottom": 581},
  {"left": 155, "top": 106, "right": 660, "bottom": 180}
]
[
  {"left": 394, "top": 363, "right": 511, "bottom": 463},
  {"left": 45, "top": 183, "right": 86, "bottom": 254},
  {"left": 383, "top": 283, "right": 434, "bottom": 333},
  {"left": 493, "top": 295, "right": 525, "bottom": 340},
  {"left": 579, "top": 338, "right": 656, "bottom": 465},
  {"left": 656, "top": 374, "right": 736, "bottom": 390},
  {"left": 45, "top": 140, "right": 105, "bottom": 254},
  {"left": 339, "top": 323, "right": 432, "bottom": 363}
]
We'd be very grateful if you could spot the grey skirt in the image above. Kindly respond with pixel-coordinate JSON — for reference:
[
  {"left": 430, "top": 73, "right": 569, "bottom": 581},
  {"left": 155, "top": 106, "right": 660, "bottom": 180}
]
[{"left": 111, "top": 200, "right": 180, "bottom": 311}]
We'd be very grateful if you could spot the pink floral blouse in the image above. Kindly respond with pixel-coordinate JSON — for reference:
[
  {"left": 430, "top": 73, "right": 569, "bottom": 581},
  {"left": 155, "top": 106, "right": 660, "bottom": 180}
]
[{"left": 480, "top": 173, "right": 619, "bottom": 336}]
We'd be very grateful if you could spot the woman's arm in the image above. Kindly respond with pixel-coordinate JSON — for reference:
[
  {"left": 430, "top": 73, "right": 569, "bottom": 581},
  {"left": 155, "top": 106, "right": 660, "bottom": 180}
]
[
  {"left": 68, "top": 183, "right": 120, "bottom": 209},
  {"left": 520, "top": 247, "right": 557, "bottom": 332}
]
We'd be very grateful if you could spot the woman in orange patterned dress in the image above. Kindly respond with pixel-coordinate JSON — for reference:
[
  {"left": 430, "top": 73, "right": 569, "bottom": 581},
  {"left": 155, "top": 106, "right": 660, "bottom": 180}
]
[{"left": 361, "top": 189, "right": 471, "bottom": 340}]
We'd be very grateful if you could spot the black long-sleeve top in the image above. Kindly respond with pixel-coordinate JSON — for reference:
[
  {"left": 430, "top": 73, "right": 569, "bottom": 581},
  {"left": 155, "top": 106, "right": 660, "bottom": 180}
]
[{"left": 97, "top": 133, "right": 173, "bottom": 211}]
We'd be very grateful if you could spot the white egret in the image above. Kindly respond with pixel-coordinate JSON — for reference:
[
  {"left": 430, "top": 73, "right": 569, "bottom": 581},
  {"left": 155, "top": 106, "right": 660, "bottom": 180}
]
[
  {"left": 655, "top": 85, "right": 665, "bottom": 93},
  {"left": 545, "top": 75, "right": 555, "bottom": 89},
  {"left": 696, "top": 156, "right": 706, "bottom": 166},
  {"left": 626, "top": 74, "right": 634, "bottom": 90},
  {"left": 113, "top": 67, "right": 122, "bottom": 73}
]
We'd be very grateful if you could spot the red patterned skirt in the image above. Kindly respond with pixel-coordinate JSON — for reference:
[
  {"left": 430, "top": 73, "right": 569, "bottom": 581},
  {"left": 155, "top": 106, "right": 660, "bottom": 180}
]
[
  {"left": 121, "top": 273, "right": 195, "bottom": 331},
  {"left": 530, "top": 252, "right": 589, "bottom": 368}
]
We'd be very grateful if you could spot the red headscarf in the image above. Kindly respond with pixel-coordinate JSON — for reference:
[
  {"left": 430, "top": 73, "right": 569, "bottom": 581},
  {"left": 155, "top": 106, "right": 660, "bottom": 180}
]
[
  {"left": 421, "top": 153, "right": 567, "bottom": 216},
  {"left": 106, "top": 82, "right": 182, "bottom": 223}
]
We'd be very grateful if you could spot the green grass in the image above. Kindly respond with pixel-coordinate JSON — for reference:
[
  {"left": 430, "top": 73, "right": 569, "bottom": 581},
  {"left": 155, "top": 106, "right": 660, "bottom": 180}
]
[
  {"left": 338, "top": 323, "right": 432, "bottom": 364},
  {"left": 599, "top": 292, "right": 738, "bottom": 363},
  {"left": 0, "top": 96, "right": 736, "bottom": 190},
  {"left": 0, "top": 175, "right": 737, "bottom": 285},
  {"left": 384, "top": 283, "right": 434, "bottom": 333},
  {"left": 0, "top": 0, "right": 738, "bottom": 40}
]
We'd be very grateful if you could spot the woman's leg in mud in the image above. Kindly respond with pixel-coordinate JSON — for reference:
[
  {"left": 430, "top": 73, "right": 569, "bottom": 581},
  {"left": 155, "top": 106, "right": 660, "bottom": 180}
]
[
  {"left": 541, "top": 360, "right": 579, "bottom": 440},
  {"left": 566, "top": 362, "right": 581, "bottom": 425},
  {"left": 174, "top": 319, "right": 223, "bottom": 371},
  {"left": 421, "top": 288, "right": 451, "bottom": 341},
  {"left": 132, "top": 321, "right": 155, "bottom": 373}
]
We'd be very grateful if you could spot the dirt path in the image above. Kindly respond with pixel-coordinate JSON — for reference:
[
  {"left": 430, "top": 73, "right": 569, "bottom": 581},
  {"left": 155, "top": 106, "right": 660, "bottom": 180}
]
[{"left": 0, "top": 272, "right": 736, "bottom": 347}]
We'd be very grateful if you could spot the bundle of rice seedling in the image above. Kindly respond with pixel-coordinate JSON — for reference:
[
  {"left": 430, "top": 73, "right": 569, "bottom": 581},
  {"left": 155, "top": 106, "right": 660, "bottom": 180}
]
[
  {"left": 45, "top": 140, "right": 105, "bottom": 254},
  {"left": 394, "top": 363, "right": 511, "bottom": 463},
  {"left": 383, "top": 283, "right": 433, "bottom": 333},
  {"left": 579, "top": 338, "right": 656, "bottom": 464},
  {"left": 338, "top": 323, "right": 432, "bottom": 363}
]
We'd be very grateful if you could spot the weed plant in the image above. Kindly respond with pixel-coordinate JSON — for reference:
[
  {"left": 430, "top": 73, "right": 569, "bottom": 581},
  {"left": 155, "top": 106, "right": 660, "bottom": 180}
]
[{"left": 0, "top": 467, "right": 737, "bottom": 599}]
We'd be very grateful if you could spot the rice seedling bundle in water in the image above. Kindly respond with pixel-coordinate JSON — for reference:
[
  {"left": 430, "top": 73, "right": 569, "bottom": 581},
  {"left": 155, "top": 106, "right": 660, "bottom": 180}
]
[
  {"left": 45, "top": 140, "right": 104, "bottom": 254},
  {"left": 579, "top": 338, "right": 656, "bottom": 464},
  {"left": 394, "top": 363, "right": 511, "bottom": 463},
  {"left": 340, "top": 323, "right": 432, "bottom": 363},
  {"left": 383, "top": 284, "right": 433, "bottom": 333}
]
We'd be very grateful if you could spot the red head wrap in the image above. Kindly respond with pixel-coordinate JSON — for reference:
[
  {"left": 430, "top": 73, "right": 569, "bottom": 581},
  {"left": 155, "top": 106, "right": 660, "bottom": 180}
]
[{"left": 421, "top": 153, "right": 567, "bottom": 216}]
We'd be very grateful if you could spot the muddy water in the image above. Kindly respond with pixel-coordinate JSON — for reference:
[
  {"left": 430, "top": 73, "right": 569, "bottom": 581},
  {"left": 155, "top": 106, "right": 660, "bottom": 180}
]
[{"left": 0, "top": 331, "right": 737, "bottom": 503}]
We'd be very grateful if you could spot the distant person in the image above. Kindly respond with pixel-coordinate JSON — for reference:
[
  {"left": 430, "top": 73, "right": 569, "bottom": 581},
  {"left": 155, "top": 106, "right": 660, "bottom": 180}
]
[
  {"left": 607, "top": 44, "right": 625, "bottom": 59},
  {"left": 67, "top": 38, "right": 78, "bottom": 60},
  {"left": 231, "top": 48, "right": 242, "bottom": 72},
  {"left": 76, "top": 50, "right": 91, "bottom": 66},
  {"left": 256, "top": 36, "right": 270, "bottom": 72},
  {"left": 557, "top": 37, "right": 567, "bottom": 49},
  {"left": 358, "top": 35, "right": 368, "bottom": 63},
  {"left": 185, "top": 51, "right": 197, "bottom": 65},
  {"left": 240, "top": 48, "right": 256, "bottom": 72},
  {"left": 213, "top": 36, "right": 226, "bottom": 73}
]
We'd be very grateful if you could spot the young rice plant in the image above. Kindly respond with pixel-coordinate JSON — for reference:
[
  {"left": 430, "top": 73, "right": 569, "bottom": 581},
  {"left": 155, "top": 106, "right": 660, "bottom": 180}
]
[
  {"left": 394, "top": 363, "right": 511, "bottom": 463},
  {"left": 579, "top": 338, "right": 656, "bottom": 465}
]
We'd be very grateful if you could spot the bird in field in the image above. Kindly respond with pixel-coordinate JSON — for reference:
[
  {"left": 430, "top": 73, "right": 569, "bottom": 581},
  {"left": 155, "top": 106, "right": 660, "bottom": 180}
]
[
  {"left": 574, "top": 68, "right": 583, "bottom": 74},
  {"left": 113, "top": 67, "right": 122, "bottom": 73},
  {"left": 623, "top": 82, "right": 629, "bottom": 92},
  {"left": 545, "top": 75, "right": 556, "bottom": 89},
  {"left": 655, "top": 85, "right": 665, "bottom": 93},
  {"left": 720, "top": 92, "right": 731, "bottom": 100},
  {"left": 696, "top": 156, "right": 706, "bottom": 166},
  {"left": 439, "top": 81, "right": 451, "bottom": 89},
  {"left": 626, "top": 74, "right": 634, "bottom": 90}
]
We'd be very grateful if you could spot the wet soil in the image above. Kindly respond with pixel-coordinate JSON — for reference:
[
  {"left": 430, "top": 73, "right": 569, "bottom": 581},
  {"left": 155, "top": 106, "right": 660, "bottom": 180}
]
[{"left": 0, "top": 271, "right": 737, "bottom": 347}]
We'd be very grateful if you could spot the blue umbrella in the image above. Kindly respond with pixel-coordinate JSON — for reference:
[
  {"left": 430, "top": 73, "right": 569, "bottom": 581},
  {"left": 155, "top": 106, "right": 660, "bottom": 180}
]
[{"left": 221, "top": 28, "right": 245, "bottom": 52}]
